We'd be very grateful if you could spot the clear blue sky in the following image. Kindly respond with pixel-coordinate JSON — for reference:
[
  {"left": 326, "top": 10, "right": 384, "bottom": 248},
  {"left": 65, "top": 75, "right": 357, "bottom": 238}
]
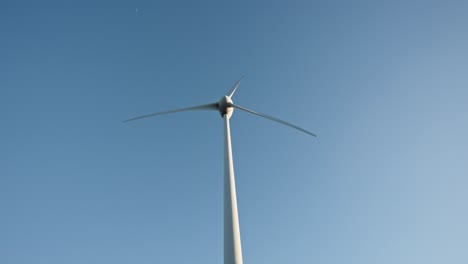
[{"left": 2, "top": 1, "right": 468, "bottom": 263}]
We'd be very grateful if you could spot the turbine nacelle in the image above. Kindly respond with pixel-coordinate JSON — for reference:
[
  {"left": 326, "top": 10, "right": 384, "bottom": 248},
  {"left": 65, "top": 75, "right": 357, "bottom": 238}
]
[{"left": 218, "top": 95, "right": 234, "bottom": 118}]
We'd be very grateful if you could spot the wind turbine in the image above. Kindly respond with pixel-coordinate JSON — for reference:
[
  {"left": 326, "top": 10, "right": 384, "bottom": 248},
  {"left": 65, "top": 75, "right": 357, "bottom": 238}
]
[{"left": 124, "top": 77, "right": 316, "bottom": 264}]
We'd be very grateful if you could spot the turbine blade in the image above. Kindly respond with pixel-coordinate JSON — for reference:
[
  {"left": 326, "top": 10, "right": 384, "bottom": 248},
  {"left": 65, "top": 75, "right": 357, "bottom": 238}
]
[
  {"left": 231, "top": 104, "right": 317, "bottom": 137},
  {"left": 123, "top": 102, "right": 218, "bottom": 123},
  {"left": 227, "top": 76, "right": 244, "bottom": 98}
]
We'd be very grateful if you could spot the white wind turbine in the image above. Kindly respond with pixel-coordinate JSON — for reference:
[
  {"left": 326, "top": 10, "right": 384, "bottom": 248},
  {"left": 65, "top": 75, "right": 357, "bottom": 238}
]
[{"left": 124, "top": 77, "right": 316, "bottom": 264}]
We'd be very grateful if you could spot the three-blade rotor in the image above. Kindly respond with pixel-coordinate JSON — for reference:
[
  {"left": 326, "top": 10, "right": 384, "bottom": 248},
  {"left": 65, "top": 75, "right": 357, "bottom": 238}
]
[{"left": 124, "top": 78, "right": 316, "bottom": 137}]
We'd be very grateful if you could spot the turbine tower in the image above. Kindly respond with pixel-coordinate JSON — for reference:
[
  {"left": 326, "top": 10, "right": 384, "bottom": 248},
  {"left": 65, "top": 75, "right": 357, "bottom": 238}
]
[{"left": 124, "top": 77, "right": 316, "bottom": 264}]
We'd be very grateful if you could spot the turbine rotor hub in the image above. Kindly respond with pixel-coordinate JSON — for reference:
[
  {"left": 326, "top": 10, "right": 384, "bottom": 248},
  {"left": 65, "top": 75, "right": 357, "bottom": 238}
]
[{"left": 218, "top": 96, "right": 234, "bottom": 118}]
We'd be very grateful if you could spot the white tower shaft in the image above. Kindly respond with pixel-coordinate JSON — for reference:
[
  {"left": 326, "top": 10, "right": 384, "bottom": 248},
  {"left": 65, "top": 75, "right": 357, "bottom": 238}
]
[{"left": 223, "top": 115, "right": 243, "bottom": 264}]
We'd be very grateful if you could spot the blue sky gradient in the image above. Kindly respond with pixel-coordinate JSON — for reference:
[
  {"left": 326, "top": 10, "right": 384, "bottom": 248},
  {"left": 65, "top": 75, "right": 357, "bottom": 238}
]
[{"left": 2, "top": 1, "right": 468, "bottom": 263}]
